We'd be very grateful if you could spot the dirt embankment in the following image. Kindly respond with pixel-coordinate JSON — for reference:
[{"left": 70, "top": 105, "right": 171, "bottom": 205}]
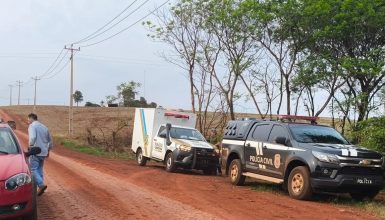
[{"left": 0, "top": 108, "right": 380, "bottom": 220}]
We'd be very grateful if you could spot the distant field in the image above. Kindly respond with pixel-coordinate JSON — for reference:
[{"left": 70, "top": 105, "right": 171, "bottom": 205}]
[
  {"left": 1, "top": 105, "right": 337, "bottom": 136},
  {"left": 1, "top": 105, "right": 340, "bottom": 151},
  {"left": 2, "top": 105, "right": 134, "bottom": 136}
]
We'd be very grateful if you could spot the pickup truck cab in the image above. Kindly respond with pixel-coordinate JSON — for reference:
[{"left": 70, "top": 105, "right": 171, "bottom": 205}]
[
  {"left": 132, "top": 108, "right": 218, "bottom": 174},
  {"left": 221, "top": 116, "right": 385, "bottom": 200}
]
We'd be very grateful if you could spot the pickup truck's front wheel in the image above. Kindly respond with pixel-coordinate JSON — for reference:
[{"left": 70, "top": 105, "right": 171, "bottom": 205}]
[
  {"left": 229, "top": 159, "right": 245, "bottom": 186},
  {"left": 136, "top": 148, "right": 147, "bottom": 166},
  {"left": 288, "top": 166, "right": 312, "bottom": 200}
]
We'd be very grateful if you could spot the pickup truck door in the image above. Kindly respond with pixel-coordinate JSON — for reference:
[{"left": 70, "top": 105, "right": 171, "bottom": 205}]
[
  {"left": 263, "top": 125, "right": 291, "bottom": 179},
  {"left": 245, "top": 124, "right": 272, "bottom": 174},
  {"left": 152, "top": 126, "right": 166, "bottom": 160}
]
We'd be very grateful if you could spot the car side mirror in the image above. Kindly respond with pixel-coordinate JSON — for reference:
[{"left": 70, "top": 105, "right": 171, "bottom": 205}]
[
  {"left": 25, "top": 147, "right": 41, "bottom": 157},
  {"left": 159, "top": 133, "right": 166, "bottom": 138},
  {"left": 275, "top": 136, "right": 287, "bottom": 146},
  {"left": 166, "top": 123, "right": 172, "bottom": 146}
]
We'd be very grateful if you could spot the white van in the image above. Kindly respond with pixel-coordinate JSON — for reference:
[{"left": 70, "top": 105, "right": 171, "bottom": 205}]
[{"left": 131, "top": 108, "right": 218, "bottom": 174}]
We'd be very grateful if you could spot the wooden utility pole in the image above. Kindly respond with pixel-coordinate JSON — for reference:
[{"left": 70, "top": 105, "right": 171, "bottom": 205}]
[
  {"left": 16, "top": 81, "right": 23, "bottom": 105},
  {"left": 8, "top": 85, "right": 13, "bottom": 106},
  {"left": 32, "top": 76, "right": 41, "bottom": 112},
  {"left": 64, "top": 45, "right": 80, "bottom": 137}
]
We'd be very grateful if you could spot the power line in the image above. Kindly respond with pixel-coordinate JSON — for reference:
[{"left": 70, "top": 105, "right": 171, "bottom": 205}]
[
  {"left": 72, "top": 0, "right": 140, "bottom": 45},
  {"left": 42, "top": 58, "right": 71, "bottom": 80},
  {"left": 39, "top": 48, "right": 66, "bottom": 78},
  {"left": 73, "top": 0, "right": 150, "bottom": 46},
  {"left": 80, "top": 0, "right": 170, "bottom": 48}
]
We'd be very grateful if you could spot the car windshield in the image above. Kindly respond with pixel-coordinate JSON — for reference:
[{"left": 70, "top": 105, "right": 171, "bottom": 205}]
[
  {"left": 289, "top": 124, "right": 349, "bottom": 145},
  {"left": 170, "top": 127, "right": 206, "bottom": 141},
  {"left": 0, "top": 128, "right": 19, "bottom": 154}
]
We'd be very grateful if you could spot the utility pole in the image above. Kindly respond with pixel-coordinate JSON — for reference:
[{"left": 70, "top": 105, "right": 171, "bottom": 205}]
[
  {"left": 8, "top": 85, "right": 13, "bottom": 106},
  {"left": 16, "top": 81, "right": 23, "bottom": 105},
  {"left": 32, "top": 76, "right": 41, "bottom": 112},
  {"left": 64, "top": 44, "right": 80, "bottom": 137}
]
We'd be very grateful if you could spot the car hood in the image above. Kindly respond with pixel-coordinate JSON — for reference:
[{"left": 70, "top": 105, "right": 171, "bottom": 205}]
[
  {"left": 0, "top": 154, "right": 26, "bottom": 181},
  {"left": 300, "top": 143, "right": 383, "bottom": 159},
  {"left": 172, "top": 139, "right": 214, "bottom": 150}
]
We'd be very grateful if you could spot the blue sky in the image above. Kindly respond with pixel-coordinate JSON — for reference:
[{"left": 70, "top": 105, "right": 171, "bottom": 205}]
[{"left": 0, "top": 0, "right": 191, "bottom": 109}]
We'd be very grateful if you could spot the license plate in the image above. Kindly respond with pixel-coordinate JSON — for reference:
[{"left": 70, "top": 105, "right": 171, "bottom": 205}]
[{"left": 356, "top": 177, "right": 372, "bottom": 185}]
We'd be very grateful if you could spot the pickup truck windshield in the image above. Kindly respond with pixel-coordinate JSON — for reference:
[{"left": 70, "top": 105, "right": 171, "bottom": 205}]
[
  {"left": 289, "top": 124, "right": 349, "bottom": 145},
  {"left": 170, "top": 128, "right": 206, "bottom": 141},
  {"left": 0, "top": 128, "right": 18, "bottom": 154}
]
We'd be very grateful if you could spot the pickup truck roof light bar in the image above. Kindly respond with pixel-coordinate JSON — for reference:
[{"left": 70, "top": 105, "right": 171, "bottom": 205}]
[
  {"left": 164, "top": 112, "right": 190, "bottom": 119},
  {"left": 278, "top": 115, "right": 318, "bottom": 124}
]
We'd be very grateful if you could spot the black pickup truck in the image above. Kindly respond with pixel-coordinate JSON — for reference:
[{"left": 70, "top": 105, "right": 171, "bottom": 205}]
[{"left": 220, "top": 116, "right": 385, "bottom": 200}]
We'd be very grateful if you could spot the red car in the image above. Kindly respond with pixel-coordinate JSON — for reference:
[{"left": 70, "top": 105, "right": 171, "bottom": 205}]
[{"left": 0, "top": 123, "right": 39, "bottom": 220}]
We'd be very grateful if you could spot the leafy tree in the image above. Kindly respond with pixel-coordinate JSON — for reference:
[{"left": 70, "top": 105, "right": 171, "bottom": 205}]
[
  {"left": 284, "top": 0, "right": 385, "bottom": 121},
  {"left": 354, "top": 116, "right": 385, "bottom": 154},
  {"left": 105, "top": 95, "right": 118, "bottom": 105},
  {"left": 117, "top": 81, "right": 141, "bottom": 107},
  {"left": 73, "top": 90, "right": 83, "bottom": 107}
]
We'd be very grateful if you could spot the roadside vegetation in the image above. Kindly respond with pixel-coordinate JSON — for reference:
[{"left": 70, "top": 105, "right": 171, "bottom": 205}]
[
  {"left": 250, "top": 182, "right": 385, "bottom": 219},
  {"left": 56, "top": 137, "right": 135, "bottom": 161}
]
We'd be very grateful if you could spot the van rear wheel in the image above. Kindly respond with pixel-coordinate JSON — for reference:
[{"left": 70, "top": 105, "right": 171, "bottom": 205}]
[
  {"left": 136, "top": 149, "right": 147, "bottom": 166},
  {"left": 165, "top": 152, "right": 176, "bottom": 172}
]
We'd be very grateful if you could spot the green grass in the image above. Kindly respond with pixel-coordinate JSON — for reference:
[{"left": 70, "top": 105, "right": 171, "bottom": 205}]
[
  {"left": 250, "top": 182, "right": 385, "bottom": 219},
  {"left": 58, "top": 138, "right": 135, "bottom": 161}
]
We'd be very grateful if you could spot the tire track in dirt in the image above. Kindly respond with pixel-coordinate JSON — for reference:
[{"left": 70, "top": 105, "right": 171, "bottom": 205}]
[{"left": 39, "top": 152, "right": 217, "bottom": 220}]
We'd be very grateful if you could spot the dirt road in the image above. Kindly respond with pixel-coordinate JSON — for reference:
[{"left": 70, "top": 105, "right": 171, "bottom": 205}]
[{"left": 0, "top": 109, "right": 380, "bottom": 220}]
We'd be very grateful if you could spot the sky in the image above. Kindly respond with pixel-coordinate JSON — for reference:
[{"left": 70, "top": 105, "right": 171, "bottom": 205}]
[
  {"left": 0, "top": 0, "right": 340, "bottom": 118},
  {"left": 0, "top": 0, "right": 192, "bottom": 109}
]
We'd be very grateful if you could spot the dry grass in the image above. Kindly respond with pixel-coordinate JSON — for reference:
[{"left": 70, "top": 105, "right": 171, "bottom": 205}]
[{"left": 2, "top": 105, "right": 340, "bottom": 150}]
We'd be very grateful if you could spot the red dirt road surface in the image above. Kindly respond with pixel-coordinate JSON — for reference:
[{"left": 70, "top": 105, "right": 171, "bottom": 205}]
[{"left": 0, "top": 109, "right": 380, "bottom": 220}]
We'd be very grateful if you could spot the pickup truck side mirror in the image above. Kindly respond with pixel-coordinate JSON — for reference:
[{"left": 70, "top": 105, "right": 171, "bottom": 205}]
[
  {"left": 166, "top": 123, "right": 172, "bottom": 146},
  {"left": 159, "top": 133, "right": 167, "bottom": 138},
  {"left": 25, "top": 147, "right": 41, "bottom": 157},
  {"left": 275, "top": 136, "right": 287, "bottom": 146}
]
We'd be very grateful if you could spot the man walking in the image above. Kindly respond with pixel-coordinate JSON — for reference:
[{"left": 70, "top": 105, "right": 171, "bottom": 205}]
[{"left": 27, "top": 113, "right": 53, "bottom": 196}]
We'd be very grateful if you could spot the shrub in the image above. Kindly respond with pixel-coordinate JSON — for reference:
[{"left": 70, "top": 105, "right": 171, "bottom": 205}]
[{"left": 354, "top": 116, "right": 385, "bottom": 154}]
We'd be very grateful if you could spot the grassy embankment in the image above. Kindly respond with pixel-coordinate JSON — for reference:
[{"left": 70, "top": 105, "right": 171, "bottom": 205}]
[{"left": 250, "top": 183, "right": 385, "bottom": 219}]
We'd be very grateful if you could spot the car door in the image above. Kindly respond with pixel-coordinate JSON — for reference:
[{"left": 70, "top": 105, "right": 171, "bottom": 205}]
[
  {"left": 152, "top": 126, "right": 166, "bottom": 160},
  {"left": 264, "top": 125, "right": 291, "bottom": 179},
  {"left": 245, "top": 123, "right": 271, "bottom": 174}
]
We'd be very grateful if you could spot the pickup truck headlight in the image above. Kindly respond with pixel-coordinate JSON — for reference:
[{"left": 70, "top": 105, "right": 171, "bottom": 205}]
[
  {"left": 5, "top": 173, "right": 32, "bottom": 191},
  {"left": 178, "top": 145, "right": 192, "bottom": 152},
  {"left": 312, "top": 151, "right": 339, "bottom": 164}
]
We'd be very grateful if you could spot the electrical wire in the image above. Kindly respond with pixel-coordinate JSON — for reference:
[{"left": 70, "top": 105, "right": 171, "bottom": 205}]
[
  {"left": 41, "top": 55, "right": 72, "bottom": 80},
  {"left": 72, "top": 0, "right": 142, "bottom": 45},
  {"left": 39, "top": 49, "right": 69, "bottom": 78},
  {"left": 39, "top": 48, "right": 65, "bottom": 77},
  {"left": 80, "top": 0, "right": 170, "bottom": 48}
]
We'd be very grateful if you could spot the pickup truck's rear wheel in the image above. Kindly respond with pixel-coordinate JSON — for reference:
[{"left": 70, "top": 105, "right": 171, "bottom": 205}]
[
  {"left": 165, "top": 152, "right": 176, "bottom": 172},
  {"left": 229, "top": 159, "right": 245, "bottom": 186},
  {"left": 136, "top": 149, "right": 147, "bottom": 166},
  {"left": 288, "top": 166, "right": 312, "bottom": 200},
  {"left": 350, "top": 189, "right": 380, "bottom": 201}
]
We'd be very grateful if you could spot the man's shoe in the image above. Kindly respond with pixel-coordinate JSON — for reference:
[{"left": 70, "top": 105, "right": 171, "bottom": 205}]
[{"left": 37, "top": 185, "right": 47, "bottom": 196}]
